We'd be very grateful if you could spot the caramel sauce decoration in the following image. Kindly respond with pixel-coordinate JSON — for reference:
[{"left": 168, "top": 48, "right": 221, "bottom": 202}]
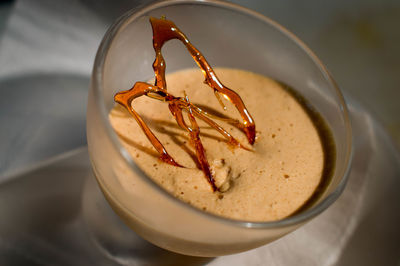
[
  {"left": 114, "top": 17, "right": 256, "bottom": 191},
  {"left": 150, "top": 17, "right": 256, "bottom": 144}
]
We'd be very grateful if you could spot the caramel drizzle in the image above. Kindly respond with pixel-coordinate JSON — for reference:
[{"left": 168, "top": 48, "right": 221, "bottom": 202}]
[{"left": 114, "top": 17, "right": 256, "bottom": 191}]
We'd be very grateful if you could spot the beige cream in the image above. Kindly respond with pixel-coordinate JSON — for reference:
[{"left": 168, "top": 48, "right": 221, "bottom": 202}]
[{"left": 109, "top": 68, "right": 324, "bottom": 221}]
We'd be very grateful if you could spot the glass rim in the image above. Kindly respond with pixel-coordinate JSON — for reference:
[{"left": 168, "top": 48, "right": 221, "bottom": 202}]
[{"left": 91, "top": 0, "right": 353, "bottom": 229}]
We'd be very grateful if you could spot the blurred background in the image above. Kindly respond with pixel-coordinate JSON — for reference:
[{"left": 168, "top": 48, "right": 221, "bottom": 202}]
[{"left": 0, "top": 0, "right": 399, "bottom": 265}]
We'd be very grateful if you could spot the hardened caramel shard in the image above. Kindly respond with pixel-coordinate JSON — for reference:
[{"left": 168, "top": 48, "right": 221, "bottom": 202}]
[{"left": 114, "top": 17, "right": 256, "bottom": 191}]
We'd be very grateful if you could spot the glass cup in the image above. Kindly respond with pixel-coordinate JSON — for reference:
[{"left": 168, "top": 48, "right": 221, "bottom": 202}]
[{"left": 87, "top": 0, "right": 352, "bottom": 257}]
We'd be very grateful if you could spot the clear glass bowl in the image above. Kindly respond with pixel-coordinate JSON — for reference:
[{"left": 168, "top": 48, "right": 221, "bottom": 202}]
[{"left": 87, "top": 0, "right": 352, "bottom": 257}]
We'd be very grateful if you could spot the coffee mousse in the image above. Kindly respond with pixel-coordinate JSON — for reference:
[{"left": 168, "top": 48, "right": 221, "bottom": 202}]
[{"left": 109, "top": 68, "right": 328, "bottom": 222}]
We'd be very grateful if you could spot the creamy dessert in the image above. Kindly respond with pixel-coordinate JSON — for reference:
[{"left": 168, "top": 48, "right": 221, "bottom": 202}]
[
  {"left": 110, "top": 67, "right": 328, "bottom": 221},
  {"left": 107, "top": 16, "right": 334, "bottom": 222}
]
